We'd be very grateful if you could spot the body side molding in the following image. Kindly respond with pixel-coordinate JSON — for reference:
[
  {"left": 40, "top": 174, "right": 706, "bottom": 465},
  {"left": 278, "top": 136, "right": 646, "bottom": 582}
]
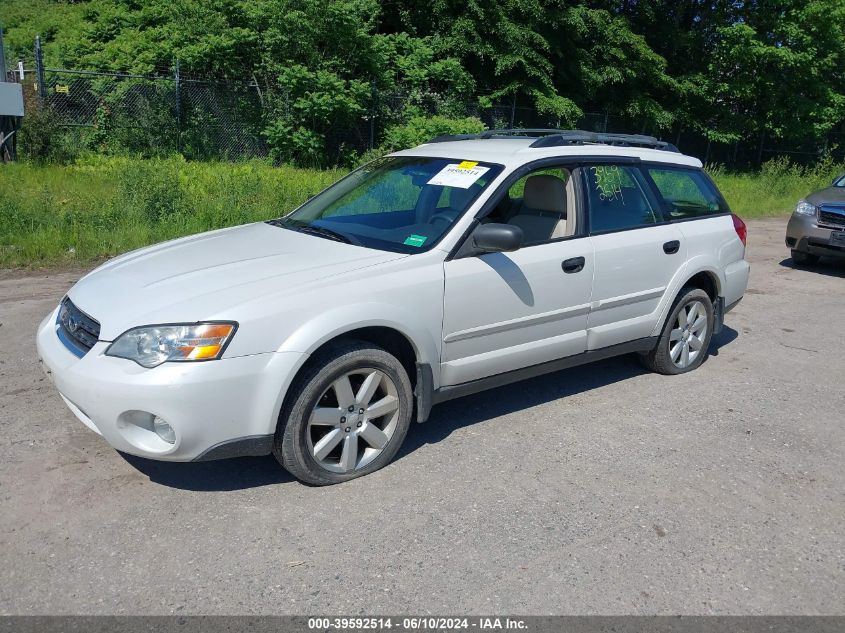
[{"left": 414, "top": 337, "right": 658, "bottom": 422}]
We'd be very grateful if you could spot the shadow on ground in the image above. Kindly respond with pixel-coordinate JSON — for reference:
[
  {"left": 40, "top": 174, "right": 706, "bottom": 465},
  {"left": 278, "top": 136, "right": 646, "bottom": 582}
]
[
  {"left": 123, "top": 326, "right": 738, "bottom": 492},
  {"left": 708, "top": 324, "right": 739, "bottom": 356},
  {"left": 121, "top": 452, "right": 296, "bottom": 491},
  {"left": 399, "top": 325, "right": 738, "bottom": 459},
  {"left": 779, "top": 257, "right": 845, "bottom": 278}
]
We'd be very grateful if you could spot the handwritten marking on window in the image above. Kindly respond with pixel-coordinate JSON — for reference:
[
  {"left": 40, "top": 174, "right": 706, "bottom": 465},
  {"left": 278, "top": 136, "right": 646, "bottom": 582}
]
[{"left": 591, "top": 165, "right": 625, "bottom": 205}]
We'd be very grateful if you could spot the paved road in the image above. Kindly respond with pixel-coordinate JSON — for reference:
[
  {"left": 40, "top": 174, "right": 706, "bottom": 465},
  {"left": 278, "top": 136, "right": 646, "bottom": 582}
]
[{"left": 1, "top": 217, "right": 843, "bottom": 615}]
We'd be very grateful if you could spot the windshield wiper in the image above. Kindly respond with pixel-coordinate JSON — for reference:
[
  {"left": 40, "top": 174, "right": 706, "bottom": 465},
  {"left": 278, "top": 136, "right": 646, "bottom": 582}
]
[
  {"left": 295, "top": 225, "right": 353, "bottom": 244},
  {"left": 266, "top": 217, "right": 356, "bottom": 245},
  {"left": 266, "top": 217, "right": 294, "bottom": 229}
]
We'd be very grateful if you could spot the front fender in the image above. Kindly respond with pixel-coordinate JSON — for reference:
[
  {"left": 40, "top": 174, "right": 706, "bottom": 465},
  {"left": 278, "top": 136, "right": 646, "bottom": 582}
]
[{"left": 277, "top": 302, "right": 442, "bottom": 387}]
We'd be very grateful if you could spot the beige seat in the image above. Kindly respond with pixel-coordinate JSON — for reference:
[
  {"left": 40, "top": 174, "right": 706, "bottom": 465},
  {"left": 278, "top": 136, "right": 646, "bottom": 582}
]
[{"left": 508, "top": 174, "right": 572, "bottom": 244}]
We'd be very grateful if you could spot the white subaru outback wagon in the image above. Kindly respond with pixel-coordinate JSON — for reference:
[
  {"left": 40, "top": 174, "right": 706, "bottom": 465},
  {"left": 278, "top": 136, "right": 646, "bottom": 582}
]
[{"left": 37, "top": 130, "right": 750, "bottom": 485}]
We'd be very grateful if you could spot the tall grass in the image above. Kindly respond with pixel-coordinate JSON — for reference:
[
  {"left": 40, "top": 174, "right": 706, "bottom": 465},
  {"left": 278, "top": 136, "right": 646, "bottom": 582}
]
[
  {"left": 709, "top": 156, "right": 843, "bottom": 217},
  {"left": 0, "top": 156, "right": 342, "bottom": 267},
  {"left": 1, "top": 155, "right": 842, "bottom": 267}
]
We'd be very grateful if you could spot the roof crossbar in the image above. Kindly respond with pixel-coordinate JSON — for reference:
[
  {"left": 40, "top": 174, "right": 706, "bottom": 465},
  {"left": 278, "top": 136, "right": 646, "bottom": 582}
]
[{"left": 427, "top": 128, "right": 679, "bottom": 153}]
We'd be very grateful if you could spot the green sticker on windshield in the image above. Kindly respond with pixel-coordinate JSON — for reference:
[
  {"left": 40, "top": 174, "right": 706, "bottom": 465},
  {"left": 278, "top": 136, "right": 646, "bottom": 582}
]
[{"left": 403, "top": 234, "right": 428, "bottom": 247}]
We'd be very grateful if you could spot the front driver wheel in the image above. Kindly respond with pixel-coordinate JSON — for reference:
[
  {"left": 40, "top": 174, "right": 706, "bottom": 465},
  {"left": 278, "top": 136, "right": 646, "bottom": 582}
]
[
  {"left": 641, "top": 287, "right": 714, "bottom": 375},
  {"left": 274, "top": 340, "right": 413, "bottom": 485}
]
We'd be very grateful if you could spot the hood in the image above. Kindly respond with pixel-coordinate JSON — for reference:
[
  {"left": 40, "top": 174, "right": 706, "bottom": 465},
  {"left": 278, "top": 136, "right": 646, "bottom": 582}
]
[
  {"left": 807, "top": 186, "right": 845, "bottom": 206},
  {"left": 68, "top": 222, "right": 406, "bottom": 340}
]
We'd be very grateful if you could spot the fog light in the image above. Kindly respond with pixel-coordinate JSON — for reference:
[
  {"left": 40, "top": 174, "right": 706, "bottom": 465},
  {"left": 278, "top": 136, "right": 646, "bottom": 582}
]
[{"left": 153, "top": 416, "right": 176, "bottom": 444}]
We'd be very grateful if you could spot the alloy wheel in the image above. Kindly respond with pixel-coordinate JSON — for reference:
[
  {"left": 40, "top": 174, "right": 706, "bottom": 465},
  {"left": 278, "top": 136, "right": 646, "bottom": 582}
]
[
  {"left": 669, "top": 300, "right": 708, "bottom": 369},
  {"left": 306, "top": 368, "right": 401, "bottom": 474}
]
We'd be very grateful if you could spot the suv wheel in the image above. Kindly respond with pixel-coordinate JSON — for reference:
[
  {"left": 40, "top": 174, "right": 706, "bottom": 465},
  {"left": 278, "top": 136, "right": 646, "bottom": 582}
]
[
  {"left": 273, "top": 340, "right": 413, "bottom": 485},
  {"left": 641, "top": 287, "right": 714, "bottom": 375},
  {"left": 791, "top": 250, "right": 820, "bottom": 266}
]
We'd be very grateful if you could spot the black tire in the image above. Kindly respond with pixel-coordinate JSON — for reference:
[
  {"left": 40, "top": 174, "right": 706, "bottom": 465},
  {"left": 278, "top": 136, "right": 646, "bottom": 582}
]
[
  {"left": 640, "top": 287, "right": 714, "bottom": 375},
  {"left": 791, "top": 249, "right": 820, "bottom": 266},
  {"left": 273, "top": 339, "right": 413, "bottom": 485}
]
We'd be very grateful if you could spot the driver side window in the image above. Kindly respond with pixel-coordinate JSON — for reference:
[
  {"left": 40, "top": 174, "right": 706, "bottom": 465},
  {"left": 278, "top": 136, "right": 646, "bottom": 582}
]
[{"left": 484, "top": 166, "right": 577, "bottom": 246}]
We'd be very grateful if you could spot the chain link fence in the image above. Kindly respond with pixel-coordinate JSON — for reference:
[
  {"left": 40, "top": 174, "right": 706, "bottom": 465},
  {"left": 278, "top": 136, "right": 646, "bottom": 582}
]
[
  {"left": 6, "top": 49, "right": 844, "bottom": 168},
  {"left": 25, "top": 67, "right": 268, "bottom": 159}
]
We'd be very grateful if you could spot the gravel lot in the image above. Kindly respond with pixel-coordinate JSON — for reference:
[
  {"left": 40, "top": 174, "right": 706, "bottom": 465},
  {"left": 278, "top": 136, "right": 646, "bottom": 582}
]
[{"left": 0, "top": 217, "right": 842, "bottom": 615}]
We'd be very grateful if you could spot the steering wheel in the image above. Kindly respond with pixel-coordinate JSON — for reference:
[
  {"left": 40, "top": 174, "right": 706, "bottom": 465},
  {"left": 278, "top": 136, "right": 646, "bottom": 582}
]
[{"left": 427, "top": 210, "right": 459, "bottom": 230}]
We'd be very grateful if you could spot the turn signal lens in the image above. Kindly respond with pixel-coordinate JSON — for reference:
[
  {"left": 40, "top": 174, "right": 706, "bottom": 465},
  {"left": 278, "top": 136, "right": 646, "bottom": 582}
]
[
  {"left": 176, "top": 324, "right": 236, "bottom": 360},
  {"left": 106, "top": 322, "right": 237, "bottom": 368}
]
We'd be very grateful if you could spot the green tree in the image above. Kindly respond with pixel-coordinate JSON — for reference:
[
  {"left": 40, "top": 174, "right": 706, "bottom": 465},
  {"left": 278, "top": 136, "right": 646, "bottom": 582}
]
[
  {"left": 380, "top": 0, "right": 582, "bottom": 123},
  {"left": 4, "top": 0, "right": 844, "bottom": 165},
  {"left": 545, "top": 5, "right": 679, "bottom": 132},
  {"left": 703, "top": 1, "right": 845, "bottom": 146}
]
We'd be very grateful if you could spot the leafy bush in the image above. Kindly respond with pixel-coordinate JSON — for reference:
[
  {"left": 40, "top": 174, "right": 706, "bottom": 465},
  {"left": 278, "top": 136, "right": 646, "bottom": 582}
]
[
  {"left": 86, "top": 80, "right": 179, "bottom": 158},
  {"left": 18, "top": 107, "right": 80, "bottom": 164},
  {"left": 263, "top": 121, "right": 327, "bottom": 168},
  {"left": 379, "top": 116, "right": 487, "bottom": 152}
]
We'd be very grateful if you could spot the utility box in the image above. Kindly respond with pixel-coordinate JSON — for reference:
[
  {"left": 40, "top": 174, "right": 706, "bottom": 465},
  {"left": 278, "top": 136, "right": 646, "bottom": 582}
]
[{"left": 0, "top": 82, "right": 24, "bottom": 117}]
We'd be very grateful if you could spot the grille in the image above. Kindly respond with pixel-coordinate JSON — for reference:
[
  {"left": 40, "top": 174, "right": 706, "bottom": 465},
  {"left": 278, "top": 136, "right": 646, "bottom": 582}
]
[
  {"left": 56, "top": 297, "right": 101, "bottom": 357},
  {"left": 818, "top": 206, "right": 845, "bottom": 228}
]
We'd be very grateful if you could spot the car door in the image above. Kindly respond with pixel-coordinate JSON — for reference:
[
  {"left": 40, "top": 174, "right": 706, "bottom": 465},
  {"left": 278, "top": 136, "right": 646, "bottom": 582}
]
[
  {"left": 440, "top": 165, "right": 595, "bottom": 386},
  {"left": 583, "top": 162, "right": 687, "bottom": 350}
]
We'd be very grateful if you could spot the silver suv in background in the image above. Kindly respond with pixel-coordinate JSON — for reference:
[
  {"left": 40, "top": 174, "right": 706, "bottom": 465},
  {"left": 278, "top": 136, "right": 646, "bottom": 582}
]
[{"left": 786, "top": 173, "right": 845, "bottom": 265}]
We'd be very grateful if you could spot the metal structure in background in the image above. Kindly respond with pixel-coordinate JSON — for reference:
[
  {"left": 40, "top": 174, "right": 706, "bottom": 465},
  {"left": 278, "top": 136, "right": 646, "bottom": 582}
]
[
  {"left": 0, "top": 27, "right": 6, "bottom": 79},
  {"left": 174, "top": 59, "right": 181, "bottom": 152},
  {"left": 0, "top": 27, "right": 25, "bottom": 161},
  {"left": 10, "top": 34, "right": 844, "bottom": 167},
  {"left": 34, "top": 35, "right": 45, "bottom": 104}
]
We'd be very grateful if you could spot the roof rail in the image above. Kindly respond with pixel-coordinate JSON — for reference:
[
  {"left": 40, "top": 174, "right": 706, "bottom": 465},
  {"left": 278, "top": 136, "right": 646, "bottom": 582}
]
[
  {"left": 428, "top": 129, "right": 567, "bottom": 143},
  {"left": 427, "top": 128, "right": 680, "bottom": 153},
  {"left": 529, "top": 131, "right": 679, "bottom": 152}
]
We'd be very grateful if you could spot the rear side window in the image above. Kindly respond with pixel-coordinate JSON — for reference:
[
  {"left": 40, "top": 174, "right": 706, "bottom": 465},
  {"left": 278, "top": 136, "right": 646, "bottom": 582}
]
[
  {"left": 646, "top": 167, "right": 727, "bottom": 219},
  {"left": 584, "top": 164, "right": 661, "bottom": 233}
]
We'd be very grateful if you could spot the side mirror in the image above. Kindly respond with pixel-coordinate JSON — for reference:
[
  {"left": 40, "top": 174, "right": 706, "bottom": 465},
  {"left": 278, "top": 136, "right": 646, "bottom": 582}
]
[{"left": 472, "top": 223, "right": 523, "bottom": 253}]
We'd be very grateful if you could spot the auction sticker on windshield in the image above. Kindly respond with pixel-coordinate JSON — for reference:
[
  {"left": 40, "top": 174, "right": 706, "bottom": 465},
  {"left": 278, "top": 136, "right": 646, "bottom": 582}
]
[{"left": 427, "top": 162, "right": 490, "bottom": 188}]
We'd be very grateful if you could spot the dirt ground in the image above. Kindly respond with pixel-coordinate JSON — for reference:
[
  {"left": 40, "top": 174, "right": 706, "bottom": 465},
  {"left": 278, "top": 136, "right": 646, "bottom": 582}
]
[{"left": 0, "top": 217, "right": 843, "bottom": 615}]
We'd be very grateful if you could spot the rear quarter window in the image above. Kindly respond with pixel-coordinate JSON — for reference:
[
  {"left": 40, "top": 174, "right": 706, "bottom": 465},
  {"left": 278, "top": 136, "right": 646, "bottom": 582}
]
[{"left": 646, "top": 167, "right": 728, "bottom": 219}]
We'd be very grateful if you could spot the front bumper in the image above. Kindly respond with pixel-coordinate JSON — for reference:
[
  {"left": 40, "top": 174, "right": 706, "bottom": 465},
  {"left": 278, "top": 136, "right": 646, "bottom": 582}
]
[
  {"left": 786, "top": 214, "right": 845, "bottom": 259},
  {"left": 36, "top": 307, "right": 306, "bottom": 461}
]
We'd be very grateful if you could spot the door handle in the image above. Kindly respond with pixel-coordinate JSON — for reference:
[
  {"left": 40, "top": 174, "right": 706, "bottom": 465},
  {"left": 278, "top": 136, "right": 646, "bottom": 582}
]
[
  {"left": 562, "top": 256, "right": 585, "bottom": 274},
  {"left": 663, "top": 240, "right": 680, "bottom": 254}
]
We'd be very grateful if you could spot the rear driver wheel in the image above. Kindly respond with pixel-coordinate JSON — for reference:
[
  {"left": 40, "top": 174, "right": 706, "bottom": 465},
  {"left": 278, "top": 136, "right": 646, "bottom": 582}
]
[
  {"left": 640, "top": 287, "right": 714, "bottom": 375},
  {"left": 273, "top": 340, "right": 413, "bottom": 485}
]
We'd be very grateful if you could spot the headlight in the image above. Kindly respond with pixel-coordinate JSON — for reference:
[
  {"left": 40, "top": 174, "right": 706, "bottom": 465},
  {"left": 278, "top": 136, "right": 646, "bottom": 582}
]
[
  {"left": 106, "top": 322, "right": 237, "bottom": 368},
  {"left": 795, "top": 200, "right": 817, "bottom": 216}
]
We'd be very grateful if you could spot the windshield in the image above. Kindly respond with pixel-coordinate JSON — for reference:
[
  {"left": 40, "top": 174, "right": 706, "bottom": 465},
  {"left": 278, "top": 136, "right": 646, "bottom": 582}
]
[
  {"left": 836, "top": 174, "right": 845, "bottom": 187},
  {"left": 277, "top": 156, "right": 503, "bottom": 253}
]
